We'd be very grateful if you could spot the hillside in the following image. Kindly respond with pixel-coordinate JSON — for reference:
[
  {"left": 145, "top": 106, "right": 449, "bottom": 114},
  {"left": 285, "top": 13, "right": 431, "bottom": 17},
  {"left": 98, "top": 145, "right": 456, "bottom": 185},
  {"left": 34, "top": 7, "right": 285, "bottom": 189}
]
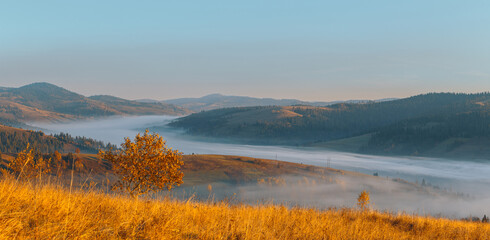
[
  {"left": 0, "top": 151, "right": 487, "bottom": 238},
  {"left": 180, "top": 154, "right": 359, "bottom": 186},
  {"left": 0, "top": 151, "right": 384, "bottom": 189},
  {"left": 358, "top": 111, "right": 490, "bottom": 157},
  {"left": 0, "top": 151, "right": 454, "bottom": 206},
  {"left": 0, "top": 151, "right": 472, "bottom": 218},
  {"left": 169, "top": 93, "right": 490, "bottom": 159},
  {"left": 0, "top": 82, "right": 190, "bottom": 124},
  {"left": 1, "top": 179, "right": 488, "bottom": 239},
  {"left": 162, "top": 93, "right": 397, "bottom": 112}
]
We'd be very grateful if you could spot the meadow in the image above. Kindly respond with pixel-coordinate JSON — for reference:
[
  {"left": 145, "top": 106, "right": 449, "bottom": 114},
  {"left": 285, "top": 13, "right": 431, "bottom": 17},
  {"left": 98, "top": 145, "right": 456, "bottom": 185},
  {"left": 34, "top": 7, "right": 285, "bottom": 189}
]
[{"left": 0, "top": 179, "right": 488, "bottom": 240}]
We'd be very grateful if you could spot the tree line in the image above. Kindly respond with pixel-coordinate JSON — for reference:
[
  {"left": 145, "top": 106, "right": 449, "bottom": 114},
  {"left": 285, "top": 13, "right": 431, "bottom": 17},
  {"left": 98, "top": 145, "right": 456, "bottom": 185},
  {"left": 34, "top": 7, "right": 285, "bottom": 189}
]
[{"left": 0, "top": 128, "right": 115, "bottom": 154}]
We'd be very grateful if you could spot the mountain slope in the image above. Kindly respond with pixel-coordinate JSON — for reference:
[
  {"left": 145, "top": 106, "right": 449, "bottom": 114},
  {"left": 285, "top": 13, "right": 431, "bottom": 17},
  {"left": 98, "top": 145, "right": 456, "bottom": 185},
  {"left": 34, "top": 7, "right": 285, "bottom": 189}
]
[
  {"left": 0, "top": 82, "right": 190, "bottom": 124},
  {"left": 5, "top": 83, "right": 114, "bottom": 117},
  {"left": 169, "top": 93, "right": 490, "bottom": 158},
  {"left": 361, "top": 110, "right": 490, "bottom": 158}
]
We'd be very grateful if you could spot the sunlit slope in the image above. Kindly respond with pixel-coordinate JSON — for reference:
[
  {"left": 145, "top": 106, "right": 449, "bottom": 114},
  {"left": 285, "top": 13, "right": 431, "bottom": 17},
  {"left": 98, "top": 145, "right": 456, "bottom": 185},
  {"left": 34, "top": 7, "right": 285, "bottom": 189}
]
[
  {"left": 0, "top": 180, "right": 488, "bottom": 239},
  {"left": 1, "top": 152, "right": 461, "bottom": 214},
  {"left": 0, "top": 98, "right": 74, "bottom": 124},
  {"left": 0, "top": 82, "right": 189, "bottom": 124},
  {"left": 181, "top": 154, "right": 357, "bottom": 185},
  {"left": 0, "top": 152, "right": 363, "bottom": 186}
]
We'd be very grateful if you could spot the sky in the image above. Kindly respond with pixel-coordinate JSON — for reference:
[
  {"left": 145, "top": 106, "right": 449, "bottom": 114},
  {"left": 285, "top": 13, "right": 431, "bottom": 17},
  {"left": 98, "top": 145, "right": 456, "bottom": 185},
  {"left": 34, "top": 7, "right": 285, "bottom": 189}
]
[{"left": 1, "top": 1, "right": 490, "bottom": 101}]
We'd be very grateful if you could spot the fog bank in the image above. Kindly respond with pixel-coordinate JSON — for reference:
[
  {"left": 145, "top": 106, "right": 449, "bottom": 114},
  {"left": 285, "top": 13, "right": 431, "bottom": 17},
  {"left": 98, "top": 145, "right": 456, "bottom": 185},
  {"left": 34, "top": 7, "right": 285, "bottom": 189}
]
[{"left": 31, "top": 116, "right": 490, "bottom": 217}]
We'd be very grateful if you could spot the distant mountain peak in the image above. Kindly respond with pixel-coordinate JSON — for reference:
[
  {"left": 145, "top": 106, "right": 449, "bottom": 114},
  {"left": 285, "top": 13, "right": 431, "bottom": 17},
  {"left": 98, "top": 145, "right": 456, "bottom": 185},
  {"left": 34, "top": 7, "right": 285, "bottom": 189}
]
[
  {"left": 19, "top": 82, "right": 64, "bottom": 90},
  {"left": 204, "top": 93, "right": 225, "bottom": 98},
  {"left": 13, "top": 82, "right": 82, "bottom": 98},
  {"left": 200, "top": 93, "right": 227, "bottom": 100},
  {"left": 15, "top": 82, "right": 79, "bottom": 97}
]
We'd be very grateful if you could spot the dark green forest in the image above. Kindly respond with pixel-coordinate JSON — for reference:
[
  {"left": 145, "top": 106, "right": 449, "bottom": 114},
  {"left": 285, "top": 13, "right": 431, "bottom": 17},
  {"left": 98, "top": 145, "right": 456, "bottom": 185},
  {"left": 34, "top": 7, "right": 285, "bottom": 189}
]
[
  {"left": 363, "top": 110, "right": 490, "bottom": 156},
  {"left": 0, "top": 127, "right": 115, "bottom": 154}
]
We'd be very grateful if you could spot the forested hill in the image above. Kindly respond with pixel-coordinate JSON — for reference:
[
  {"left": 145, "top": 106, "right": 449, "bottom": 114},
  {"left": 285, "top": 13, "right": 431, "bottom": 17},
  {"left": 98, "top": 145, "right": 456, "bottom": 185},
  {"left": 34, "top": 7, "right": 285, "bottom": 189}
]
[
  {"left": 0, "top": 82, "right": 190, "bottom": 124},
  {"left": 169, "top": 93, "right": 490, "bottom": 158},
  {"left": 0, "top": 124, "right": 115, "bottom": 154}
]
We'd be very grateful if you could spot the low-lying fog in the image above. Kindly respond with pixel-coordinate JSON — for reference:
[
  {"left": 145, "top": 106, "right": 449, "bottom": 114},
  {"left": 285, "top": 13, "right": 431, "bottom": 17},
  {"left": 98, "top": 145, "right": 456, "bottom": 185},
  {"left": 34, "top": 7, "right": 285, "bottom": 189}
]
[{"left": 31, "top": 116, "right": 490, "bottom": 218}]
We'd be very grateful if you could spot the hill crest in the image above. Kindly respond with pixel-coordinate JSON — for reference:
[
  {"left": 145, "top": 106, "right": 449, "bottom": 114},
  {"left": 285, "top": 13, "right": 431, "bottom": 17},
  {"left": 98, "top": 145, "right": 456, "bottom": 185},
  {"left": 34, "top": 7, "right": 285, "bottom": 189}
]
[{"left": 163, "top": 93, "right": 397, "bottom": 112}]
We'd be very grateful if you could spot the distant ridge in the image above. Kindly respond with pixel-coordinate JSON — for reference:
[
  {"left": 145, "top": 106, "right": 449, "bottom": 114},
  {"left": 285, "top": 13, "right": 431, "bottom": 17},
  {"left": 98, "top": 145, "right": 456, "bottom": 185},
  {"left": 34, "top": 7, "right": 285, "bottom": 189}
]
[
  {"left": 0, "top": 82, "right": 190, "bottom": 125},
  {"left": 88, "top": 95, "right": 190, "bottom": 116},
  {"left": 159, "top": 93, "right": 398, "bottom": 112}
]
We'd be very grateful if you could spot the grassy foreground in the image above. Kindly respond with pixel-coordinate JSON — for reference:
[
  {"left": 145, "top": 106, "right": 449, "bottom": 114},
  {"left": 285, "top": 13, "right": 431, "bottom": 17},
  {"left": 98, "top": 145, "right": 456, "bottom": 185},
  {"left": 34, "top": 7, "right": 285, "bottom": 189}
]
[{"left": 0, "top": 180, "right": 488, "bottom": 239}]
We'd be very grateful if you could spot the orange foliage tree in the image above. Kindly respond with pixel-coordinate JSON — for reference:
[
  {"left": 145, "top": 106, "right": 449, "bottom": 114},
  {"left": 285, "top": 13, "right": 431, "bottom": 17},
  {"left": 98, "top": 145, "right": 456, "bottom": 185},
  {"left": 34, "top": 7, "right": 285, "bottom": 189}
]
[
  {"left": 98, "top": 129, "right": 184, "bottom": 197},
  {"left": 7, "top": 143, "right": 51, "bottom": 180},
  {"left": 357, "top": 190, "right": 370, "bottom": 210},
  {"left": 52, "top": 150, "right": 65, "bottom": 176}
]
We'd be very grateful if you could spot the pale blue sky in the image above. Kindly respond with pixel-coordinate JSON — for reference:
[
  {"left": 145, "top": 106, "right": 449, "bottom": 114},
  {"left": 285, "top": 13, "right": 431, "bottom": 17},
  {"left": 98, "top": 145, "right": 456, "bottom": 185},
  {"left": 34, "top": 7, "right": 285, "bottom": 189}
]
[{"left": 1, "top": 1, "right": 489, "bottom": 101}]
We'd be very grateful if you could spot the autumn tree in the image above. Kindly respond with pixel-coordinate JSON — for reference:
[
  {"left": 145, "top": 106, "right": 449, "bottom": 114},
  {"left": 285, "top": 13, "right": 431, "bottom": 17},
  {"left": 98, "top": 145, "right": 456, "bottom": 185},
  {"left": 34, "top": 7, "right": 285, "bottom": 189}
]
[
  {"left": 98, "top": 129, "right": 184, "bottom": 198},
  {"left": 7, "top": 143, "right": 51, "bottom": 180},
  {"left": 74, "top": 148, "right": 84, "bottom": 172},
  {"left": 357, "top": 190, "right": 370, "bottom": 210},
  {"left": 53, "top": 150, "right": 65, "bottom": 176}
]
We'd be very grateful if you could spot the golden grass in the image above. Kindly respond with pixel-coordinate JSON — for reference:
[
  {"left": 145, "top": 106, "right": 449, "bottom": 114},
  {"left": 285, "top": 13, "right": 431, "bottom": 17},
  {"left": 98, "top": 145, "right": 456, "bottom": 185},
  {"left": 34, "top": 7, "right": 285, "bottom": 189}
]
[{"left": 0, "top": 179, "right": 488, "bottom": 239}]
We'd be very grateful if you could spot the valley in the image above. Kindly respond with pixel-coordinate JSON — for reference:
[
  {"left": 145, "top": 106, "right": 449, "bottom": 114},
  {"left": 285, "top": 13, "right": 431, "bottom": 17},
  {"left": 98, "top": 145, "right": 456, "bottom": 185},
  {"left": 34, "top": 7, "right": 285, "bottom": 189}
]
[
  {"left": 4, "top": 2, "right": 490, "bottom": 238},
  {"left": 29, "top": 115, "right": 490, "bottom": 218},
  {"left": 1, "top": 83, "right": 489, "bottom": 218}
]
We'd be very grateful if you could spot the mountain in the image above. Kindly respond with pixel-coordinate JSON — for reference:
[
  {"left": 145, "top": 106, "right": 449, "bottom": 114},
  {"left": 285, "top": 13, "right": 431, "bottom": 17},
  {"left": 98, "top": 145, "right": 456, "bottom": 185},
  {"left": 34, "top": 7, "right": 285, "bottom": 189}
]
[
  {"left": 88, "top": 95, "right": 189, "bottom": 116},
  {"left": 0, "top": 82, "right": 190, "bottom": 124},
  {"left": 169, "top": 92, "right": 490, "bottom": 159},
  {"left": 162, "top": 93, "right": 398, "bottom": 112}
]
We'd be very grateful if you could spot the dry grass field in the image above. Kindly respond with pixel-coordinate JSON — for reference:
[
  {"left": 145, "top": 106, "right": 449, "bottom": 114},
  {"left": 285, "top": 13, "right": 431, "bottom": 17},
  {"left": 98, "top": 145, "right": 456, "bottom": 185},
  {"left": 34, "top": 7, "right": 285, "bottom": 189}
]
[{"left": 0, "top": 179, "right": 488, "bottom": 240}]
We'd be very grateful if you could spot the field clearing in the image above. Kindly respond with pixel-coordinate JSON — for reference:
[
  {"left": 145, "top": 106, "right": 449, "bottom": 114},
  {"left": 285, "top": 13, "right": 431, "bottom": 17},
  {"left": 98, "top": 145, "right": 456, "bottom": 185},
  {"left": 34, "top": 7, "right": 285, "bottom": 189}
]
[
  {"left": 310, "top": 134, "right": 371, "bottom": 152},
  {"left": 180, "top": 154, "right": 353, "bottom": 186},
  {"left": 0, "top": 153, "right": 356, "bottom": 187},
  {"left": 0, "top": 179, "right": 488, "bottom": 239}
]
